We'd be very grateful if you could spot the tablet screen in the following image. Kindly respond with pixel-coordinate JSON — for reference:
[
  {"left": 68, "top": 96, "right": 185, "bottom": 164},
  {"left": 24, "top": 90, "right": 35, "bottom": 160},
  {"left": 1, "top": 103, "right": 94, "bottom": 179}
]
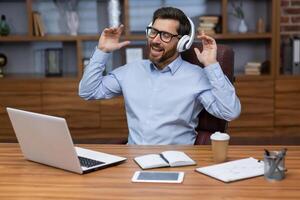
[
  {"left": 132, "top": 171, "right": 184, "bottom": 183},
  {"left": 138, "top": 171, "right": 179, "bottom": 180}
]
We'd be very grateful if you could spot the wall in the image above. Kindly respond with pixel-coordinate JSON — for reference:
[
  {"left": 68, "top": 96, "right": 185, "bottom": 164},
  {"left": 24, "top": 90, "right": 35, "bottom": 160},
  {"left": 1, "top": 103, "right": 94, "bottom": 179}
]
[{"left": 281, "top": 0, "right": 300, "bottom": 33}]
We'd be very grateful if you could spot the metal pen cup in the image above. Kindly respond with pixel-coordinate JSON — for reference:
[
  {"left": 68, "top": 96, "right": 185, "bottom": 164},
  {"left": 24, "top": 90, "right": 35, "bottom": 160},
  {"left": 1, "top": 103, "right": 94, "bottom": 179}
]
[{"left": 264, "top": 149, "right": 287, "bottom": 181}]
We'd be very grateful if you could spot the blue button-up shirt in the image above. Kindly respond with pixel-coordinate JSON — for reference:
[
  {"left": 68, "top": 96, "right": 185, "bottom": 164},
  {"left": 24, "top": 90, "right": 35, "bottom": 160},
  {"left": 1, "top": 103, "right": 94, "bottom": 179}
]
[{"left": 79, "top": 48, "right": 241, "bottom": 145}]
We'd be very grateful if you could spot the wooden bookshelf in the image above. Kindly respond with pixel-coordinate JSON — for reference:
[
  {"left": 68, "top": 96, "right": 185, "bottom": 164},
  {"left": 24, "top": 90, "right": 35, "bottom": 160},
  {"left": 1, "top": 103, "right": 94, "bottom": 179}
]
[{"left": 1, "top": 0, "right": 296, "bottom": 144}]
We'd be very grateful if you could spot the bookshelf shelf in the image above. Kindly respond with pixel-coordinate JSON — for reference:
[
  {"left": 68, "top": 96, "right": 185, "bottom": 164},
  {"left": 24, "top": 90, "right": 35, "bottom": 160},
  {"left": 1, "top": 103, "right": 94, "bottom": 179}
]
[
  {"left": 0, "top": 73, "right": 78, "bottom": 80},
  {"left": 0, "top": 35, "right": 79, "bottom": 42},
  {"left": 213, "top": 33, "right": 272, "bottom": 40},
  {"left": 235, "top": 74, "right": 274, "bottom": 81},
  {"left": 0, "top": 33, "right": 272, "bottom": 42}
]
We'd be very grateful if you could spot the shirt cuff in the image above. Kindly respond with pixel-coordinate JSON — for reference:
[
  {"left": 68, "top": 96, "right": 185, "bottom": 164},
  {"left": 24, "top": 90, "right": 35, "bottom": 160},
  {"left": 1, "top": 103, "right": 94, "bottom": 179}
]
[
  {"left": 204, "top": 62, "right": 226, "bottom": 87},
  {"left": 90, "top": 47, "right": 111, "bottom": 64}
]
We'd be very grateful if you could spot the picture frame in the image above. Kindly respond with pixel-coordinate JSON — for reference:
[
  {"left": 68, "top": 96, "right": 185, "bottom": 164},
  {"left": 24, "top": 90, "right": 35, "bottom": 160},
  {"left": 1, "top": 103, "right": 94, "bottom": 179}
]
[
  {"left": 45, "top": 48, "right": 63, "bottom": 77},
  {"left": 123, "top": 45, "right": 147, "bottom": 64}
]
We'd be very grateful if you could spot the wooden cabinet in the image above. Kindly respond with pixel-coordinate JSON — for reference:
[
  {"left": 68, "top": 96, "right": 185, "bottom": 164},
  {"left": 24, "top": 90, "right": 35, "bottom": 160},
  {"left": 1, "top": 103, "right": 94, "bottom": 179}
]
[
  {"left": 228, "top": 79, "right": 275, "bottom": 144},
  {"left": 0, "top": 79, "right": 42, "bottom": 142},
  {"left": 1, "top": 0, "right": 294, "bottom": 144}
]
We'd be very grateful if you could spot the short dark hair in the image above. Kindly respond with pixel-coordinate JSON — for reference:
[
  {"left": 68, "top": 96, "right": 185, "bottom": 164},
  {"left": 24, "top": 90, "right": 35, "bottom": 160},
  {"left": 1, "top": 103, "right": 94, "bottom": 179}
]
[{"left": 152, "top": 7, "right": 190, "bottom": 36}]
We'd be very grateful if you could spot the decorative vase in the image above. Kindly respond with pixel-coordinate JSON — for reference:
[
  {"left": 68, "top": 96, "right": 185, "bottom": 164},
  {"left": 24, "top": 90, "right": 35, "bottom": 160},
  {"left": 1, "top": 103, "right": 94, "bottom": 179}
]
[
  {"left": 0, "top": 14, "right": 10, "bottom": 36},
  {"left": 66, "top": 11, "right": 79, "bottom": 36},
  {"left": 0, "top": 53, "right": 7, "bottom": 78},
  {"left": 238, "top": 19, "right": 248, "bottom": 33},
  {"left": 108, "top": 0, "right": 120, "bottom": 27}
]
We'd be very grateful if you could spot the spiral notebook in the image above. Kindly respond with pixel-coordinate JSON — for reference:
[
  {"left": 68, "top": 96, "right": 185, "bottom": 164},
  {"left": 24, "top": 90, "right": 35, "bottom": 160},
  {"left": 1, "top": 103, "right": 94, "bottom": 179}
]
[{"left": 196, "top": 157, "right": 264, "bottom": 183}]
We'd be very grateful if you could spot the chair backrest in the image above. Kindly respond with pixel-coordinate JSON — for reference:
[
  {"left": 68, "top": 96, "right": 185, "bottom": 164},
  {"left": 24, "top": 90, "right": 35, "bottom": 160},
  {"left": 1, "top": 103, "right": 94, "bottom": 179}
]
[{"left": 181, "top": 43, "right": 235, "bottom": 145}]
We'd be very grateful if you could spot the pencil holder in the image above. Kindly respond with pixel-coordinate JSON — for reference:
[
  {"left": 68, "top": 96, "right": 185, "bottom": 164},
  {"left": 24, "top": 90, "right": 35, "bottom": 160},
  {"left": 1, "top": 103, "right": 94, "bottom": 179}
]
[{"left": 264, "top": 149, "right": 287, "bottom": 181}]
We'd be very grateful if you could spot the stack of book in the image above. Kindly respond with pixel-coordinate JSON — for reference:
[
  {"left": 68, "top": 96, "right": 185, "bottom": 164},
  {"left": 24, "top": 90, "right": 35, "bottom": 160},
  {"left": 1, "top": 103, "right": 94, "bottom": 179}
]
[
  {"left": 32, "top": 11, "right": 46, "bottom": 36},
  {"left": 197, "top": 16, "right": 220, "bottom": 35},
  {"left": 244, "top": 62, "right": 263, "bottom": 75}
]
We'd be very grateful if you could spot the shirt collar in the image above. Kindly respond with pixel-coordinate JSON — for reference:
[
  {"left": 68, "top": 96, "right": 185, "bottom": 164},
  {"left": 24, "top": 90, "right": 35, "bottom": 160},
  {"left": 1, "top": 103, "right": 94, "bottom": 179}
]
[{"left": 150, "top": 55, "right": 183, "bottom": 75}]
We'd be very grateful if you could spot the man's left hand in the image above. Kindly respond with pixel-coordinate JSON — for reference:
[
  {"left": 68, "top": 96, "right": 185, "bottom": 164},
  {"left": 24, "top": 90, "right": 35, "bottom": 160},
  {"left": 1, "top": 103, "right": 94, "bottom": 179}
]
[{"left": 194, "top": 31, "right": 217, "bottom": 67}]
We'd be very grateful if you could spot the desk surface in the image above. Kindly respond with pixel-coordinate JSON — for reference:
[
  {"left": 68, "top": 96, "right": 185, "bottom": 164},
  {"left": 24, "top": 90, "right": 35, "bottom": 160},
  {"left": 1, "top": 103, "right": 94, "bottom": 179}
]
[{"left": 0, "top": 144, "right": 299, "bottom": 200}]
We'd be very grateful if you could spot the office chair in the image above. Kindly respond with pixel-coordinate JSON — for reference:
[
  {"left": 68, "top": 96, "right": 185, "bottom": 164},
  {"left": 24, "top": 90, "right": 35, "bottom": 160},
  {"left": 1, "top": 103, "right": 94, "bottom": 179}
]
[{"left": 181, "top": 43, "right": 235, "bottom": 145}]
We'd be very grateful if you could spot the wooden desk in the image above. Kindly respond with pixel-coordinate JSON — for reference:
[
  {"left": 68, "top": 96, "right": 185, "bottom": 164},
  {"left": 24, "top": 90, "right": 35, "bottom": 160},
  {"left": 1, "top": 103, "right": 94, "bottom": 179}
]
[{"left": 0, "top": 144, "right": 299, "bottom": 200}]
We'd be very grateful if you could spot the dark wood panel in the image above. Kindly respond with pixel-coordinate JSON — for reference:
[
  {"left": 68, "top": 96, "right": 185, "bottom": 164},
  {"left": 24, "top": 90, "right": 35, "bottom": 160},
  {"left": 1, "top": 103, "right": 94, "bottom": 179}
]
[
  {"left": 274, "top": 126, "right": 300, "bottom": 145},
  {"left": 230, "top": 80, "right": 274, "bottom": 128},
  {"left": 0, "top": 79, "right": 41, "bottom": 93},
  {"left": 0, "top": 128, "right": 17, "bottom": 142},
  {"left": 100, "top": 97, "right": 128, "bottom": 129},
  {"left": 0, "top": 94, "right": 41, "bottom": 113},
  {"left": 71, "top": 128, "right": 128, "bottom": 144},
  {"left": 0, "top": 80, "right": 42, "bottom": 142},
  {"left": 275, "top": 79, "right": 300, "bottom": 126},
  {"left": 228, "top": 127, "right": 274, "bottom": 145},
  {"left": 42, "top": 81, "right": 101, "bottom": 129},
  {"left": 42, "top": 79, "right": 79, "bottom": 92}
]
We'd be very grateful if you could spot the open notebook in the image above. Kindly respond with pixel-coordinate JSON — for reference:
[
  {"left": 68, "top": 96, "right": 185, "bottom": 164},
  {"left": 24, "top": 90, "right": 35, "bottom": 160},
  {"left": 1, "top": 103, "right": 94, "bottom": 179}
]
[{"left": 196, "top": 157, "right": 264, "bottom": 183}]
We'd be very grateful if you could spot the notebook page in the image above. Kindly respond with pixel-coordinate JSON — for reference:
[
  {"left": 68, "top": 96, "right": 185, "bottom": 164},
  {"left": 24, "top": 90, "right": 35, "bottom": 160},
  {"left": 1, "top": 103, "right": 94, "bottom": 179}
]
[
  {"left": 134, "top": 154, "right": 169, "bottom": 169},
  {"left": 161, "top": 151, "right": 195, "bottom": 166},
  {"left": 196, "top": 157, "right": 264, "bottom": 182}
]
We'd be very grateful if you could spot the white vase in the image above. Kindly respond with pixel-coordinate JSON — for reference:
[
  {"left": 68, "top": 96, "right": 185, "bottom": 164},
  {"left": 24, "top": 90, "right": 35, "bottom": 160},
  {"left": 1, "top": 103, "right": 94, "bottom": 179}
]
[
  {"left": 238, "top": 19, "right": 248, "bottom": 33},
  {"left": 66, "top": 11, "right": 79, "bottom": 36},
  {"left": 108, "top": 0, "right": 120, "bottom": 27}
]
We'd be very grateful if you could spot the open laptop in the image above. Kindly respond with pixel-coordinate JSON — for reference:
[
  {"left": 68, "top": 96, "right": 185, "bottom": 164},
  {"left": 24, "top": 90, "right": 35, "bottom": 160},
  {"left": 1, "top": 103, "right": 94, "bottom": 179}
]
[{"left": 6, "top": 107, "right": 127, "bottom": 174}]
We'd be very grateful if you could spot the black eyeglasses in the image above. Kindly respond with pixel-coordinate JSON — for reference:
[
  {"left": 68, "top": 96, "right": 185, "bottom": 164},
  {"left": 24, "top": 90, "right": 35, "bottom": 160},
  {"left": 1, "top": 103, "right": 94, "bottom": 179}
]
[{"left": 146, "top": 26, "right": 181, "bottom": 43}]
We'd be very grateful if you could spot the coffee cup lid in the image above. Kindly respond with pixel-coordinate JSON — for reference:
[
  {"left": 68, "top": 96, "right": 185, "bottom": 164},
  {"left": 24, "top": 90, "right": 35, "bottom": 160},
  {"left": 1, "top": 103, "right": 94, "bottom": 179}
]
[{"left": 210, "top": 131, "right": 230, "bottom": 141}]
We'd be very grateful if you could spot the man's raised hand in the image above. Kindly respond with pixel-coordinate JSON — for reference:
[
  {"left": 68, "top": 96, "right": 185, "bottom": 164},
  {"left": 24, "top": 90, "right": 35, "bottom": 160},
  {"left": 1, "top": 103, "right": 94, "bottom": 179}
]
[
  {"left": 98, "top": 24, "right": 130, "bottom": 53},
  {"left": 194, "top": 31, "right": 217, "bottom": 67}
]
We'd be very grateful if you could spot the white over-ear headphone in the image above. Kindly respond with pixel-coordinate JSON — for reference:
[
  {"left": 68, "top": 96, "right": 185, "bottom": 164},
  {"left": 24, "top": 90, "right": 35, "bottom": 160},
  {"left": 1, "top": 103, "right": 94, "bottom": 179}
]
[{"left": 146, "top": 16, "right": 195, "bottom": 52}]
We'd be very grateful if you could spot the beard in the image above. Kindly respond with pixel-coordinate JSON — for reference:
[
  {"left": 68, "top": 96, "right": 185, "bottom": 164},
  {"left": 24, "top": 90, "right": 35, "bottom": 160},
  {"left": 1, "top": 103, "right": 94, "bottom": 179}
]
[{"left": 148, "top": 41, "right": 178, "bottom": 68}]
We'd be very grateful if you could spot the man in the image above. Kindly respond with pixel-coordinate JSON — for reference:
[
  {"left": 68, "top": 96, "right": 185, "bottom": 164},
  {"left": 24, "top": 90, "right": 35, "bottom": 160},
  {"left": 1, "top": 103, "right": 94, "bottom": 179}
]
[{"left": 79, "top": 7, "right": 241, "bottom": 145}]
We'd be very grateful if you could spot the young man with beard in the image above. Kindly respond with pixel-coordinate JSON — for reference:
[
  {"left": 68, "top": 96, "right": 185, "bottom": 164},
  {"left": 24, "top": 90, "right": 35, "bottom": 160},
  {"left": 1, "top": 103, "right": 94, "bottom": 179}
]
[{"left": 79, "top": 7, "right": 241, "bottom": 145}]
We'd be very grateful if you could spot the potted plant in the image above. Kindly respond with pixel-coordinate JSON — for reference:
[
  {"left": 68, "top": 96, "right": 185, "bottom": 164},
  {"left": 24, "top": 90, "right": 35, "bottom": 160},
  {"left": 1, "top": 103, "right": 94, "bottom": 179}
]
[{"left": 230, "top": 0, "right": 248, "bottom": 33}]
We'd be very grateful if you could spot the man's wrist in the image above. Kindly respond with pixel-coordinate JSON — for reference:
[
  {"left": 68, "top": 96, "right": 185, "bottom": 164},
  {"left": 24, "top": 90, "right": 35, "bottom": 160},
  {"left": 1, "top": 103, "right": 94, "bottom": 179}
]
[
  {"left": 203, "top": 60, "right": 218, "bottom": 67},
  {"left": 98, "top": 45, "right": 111, "bottom": 53}
]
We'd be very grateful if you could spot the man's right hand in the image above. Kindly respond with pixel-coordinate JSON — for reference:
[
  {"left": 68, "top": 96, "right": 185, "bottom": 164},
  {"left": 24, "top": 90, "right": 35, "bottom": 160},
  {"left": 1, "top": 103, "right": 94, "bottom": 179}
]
[{"left": 98, "top": 24, "right": 130, "bottom": 53}]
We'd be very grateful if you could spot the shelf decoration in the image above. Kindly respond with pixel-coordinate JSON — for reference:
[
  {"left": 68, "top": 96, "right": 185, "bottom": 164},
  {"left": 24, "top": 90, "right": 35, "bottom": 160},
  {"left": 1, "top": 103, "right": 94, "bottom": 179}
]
[
  {"left": 257, "top": 17, "right": 265, "bottom": 33},
  {"left": 244, "top": 60, "right": 269, "bottom": 75},
  {"left": 229, "top": 0, "right": 248, "bottom": 33},
  {"left": 197, "top": 16, "right": 221, "bottom": 35},
  {"left": 0, "top": 14, "right": 10, "bottom": 36},
  {"left": 54, "top": 0, "right": 79, "bottom": 36},
  {"left": 45, "top": 48, "right": 63, "bottom": 77},
  {"left": 0, "top": 53, "right": 7, "bottom": 78},
  {"left": 108, "top": 0, "right": 120, "bottom": 27},
  {"left": 32, "top": 11, "right": 46, "bottom": 36}
]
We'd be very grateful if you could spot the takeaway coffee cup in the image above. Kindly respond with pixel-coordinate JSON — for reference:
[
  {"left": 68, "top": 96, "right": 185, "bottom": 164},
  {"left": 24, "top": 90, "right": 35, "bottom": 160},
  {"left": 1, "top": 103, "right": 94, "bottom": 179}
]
[{"left": 210, "top": 132, "right": 230, "bottom": 163}]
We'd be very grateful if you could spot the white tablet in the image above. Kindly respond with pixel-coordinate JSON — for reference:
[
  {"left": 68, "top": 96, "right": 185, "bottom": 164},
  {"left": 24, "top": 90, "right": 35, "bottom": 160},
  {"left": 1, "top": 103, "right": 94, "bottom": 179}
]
[{"left": 131, "top": 171, "right": 184, "bottom": 183}]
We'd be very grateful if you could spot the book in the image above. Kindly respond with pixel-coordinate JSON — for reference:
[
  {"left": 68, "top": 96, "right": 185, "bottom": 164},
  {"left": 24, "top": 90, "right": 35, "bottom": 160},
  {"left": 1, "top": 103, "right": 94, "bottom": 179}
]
[
  {"left": 196, "top": 157, "right": 264, "bottom": 183},
  {"left": 32, "top": 12, "right": 40, "bottom": 36},
  {"left": 134, "top": 151, "right": 196, "bottom": 170},
  {"left": 197, "top": 15, "right": 221, "bottom": 35},
  {"left": 281, "top": 37, "right": 293, "bottom": 74},
  {"left": 199, "top": 16, "right": 220, "bottom": 24},
  {"left": 32, "top": 11, "right": 46, "bottom": 36},
  {"left": 293, "top": 36, "right": 300, "bottom": 74},
  {"left": 35, "top": 12, "right": 46, "bottom": 36},
  {"left": 244, "top": 60, "right": 270, "bottom": 75}
]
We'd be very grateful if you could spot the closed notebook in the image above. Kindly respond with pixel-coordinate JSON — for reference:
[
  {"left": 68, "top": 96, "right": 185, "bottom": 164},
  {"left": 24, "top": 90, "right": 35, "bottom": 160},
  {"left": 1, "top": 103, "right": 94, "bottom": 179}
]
[
  {"left": 196, "top": 157, "right": 264, "bottom": 183},
  {"left": 134, "top": 151, "right": 196, "bottom": 170}
]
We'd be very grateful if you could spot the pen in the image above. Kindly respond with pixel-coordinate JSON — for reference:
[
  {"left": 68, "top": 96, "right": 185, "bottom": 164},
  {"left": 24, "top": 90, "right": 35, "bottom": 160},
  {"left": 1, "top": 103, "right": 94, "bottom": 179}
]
[{"left": 264, "top": 149, "right": 270, "bottom": 156}]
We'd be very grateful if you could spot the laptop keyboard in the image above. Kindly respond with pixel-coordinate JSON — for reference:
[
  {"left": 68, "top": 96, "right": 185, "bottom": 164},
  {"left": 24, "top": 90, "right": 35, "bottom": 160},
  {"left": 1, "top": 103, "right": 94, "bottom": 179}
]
[{"left": 78, "top": 156, "right": 105, "bottom": 168}]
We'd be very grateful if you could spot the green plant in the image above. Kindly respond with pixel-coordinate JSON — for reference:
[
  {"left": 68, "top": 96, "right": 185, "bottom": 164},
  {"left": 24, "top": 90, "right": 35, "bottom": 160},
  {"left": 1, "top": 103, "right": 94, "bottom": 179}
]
[{"left": 230, "top": 0, "right": 245, "bottom": 19}]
